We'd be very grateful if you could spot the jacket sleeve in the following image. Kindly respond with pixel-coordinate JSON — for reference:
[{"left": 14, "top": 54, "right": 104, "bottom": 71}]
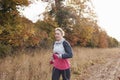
[{"left": 62, "top": 41, "right": 73, "bottom": 59}]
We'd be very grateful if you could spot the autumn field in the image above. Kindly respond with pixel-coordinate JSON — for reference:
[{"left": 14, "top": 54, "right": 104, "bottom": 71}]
[{"left": 0, "top": 47, "right": 120, "bottom": 80}]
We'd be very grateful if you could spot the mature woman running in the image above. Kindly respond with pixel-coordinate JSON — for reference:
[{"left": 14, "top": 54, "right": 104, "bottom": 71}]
[{"left": 50, "top": 27, "right": 73, "bottom": 80}]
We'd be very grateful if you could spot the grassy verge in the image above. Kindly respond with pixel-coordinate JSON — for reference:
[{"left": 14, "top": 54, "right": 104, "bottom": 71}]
[{"left": 0, "top": 48, "right": 119, "bottom": 80}]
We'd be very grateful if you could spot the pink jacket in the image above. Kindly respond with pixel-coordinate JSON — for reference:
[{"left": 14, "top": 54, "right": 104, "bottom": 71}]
[{"left": 53, "top": 57, "right": 70, "bottom": 70}]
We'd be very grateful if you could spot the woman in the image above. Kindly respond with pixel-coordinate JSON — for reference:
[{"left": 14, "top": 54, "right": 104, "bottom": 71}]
[{"left": 50, "top": 27, "right": 73, "bottom": 80}]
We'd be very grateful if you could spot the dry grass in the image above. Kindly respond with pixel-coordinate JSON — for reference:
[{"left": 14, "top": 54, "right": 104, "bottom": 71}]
[{"left": 0, "top": 48, "right": 120, "bottom": 80}]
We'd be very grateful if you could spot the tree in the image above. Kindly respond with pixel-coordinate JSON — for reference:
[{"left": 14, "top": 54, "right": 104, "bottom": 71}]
[
  {"left": 0, "top": 0, "right": 29, "bottom": 25},
  {"left": 87, "top": 25, "right": 100, "bottom": 47},
  {"left": 40, "top": 0, "right": 119, "bottom": 48},
  {"left": 108, "top": 37, "right": 119, "bottom": 47},
  {"left": 98, "top": 30, "right": 108, "bottom": 48},
  {"left": 0, "top": 0, "right": 31, "bottom": 56},
  {"left": 41, "top": 0, "right": 96, "bottom": 44},
  {"left": 35, "top": 16, "right": 58, "bottom": 48}
]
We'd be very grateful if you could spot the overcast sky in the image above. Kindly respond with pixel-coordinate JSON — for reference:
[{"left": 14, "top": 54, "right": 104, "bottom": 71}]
[
  {"left": 21, "top": 0, "right": 120, "bottom": 41},
  {"left": 92, "top": 0, "right": 120, "bottom": 41}
]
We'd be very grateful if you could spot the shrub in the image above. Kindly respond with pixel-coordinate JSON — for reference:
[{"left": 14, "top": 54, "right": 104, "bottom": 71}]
[{"left": 0, "top": 43, "right": 12, "bottom": 57}]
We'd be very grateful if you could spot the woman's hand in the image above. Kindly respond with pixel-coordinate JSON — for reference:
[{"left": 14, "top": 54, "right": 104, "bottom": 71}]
[
  {"left": 53, "top": 53, "right": 62, "bottom": 59},
  {"left": 50, "top": 60, "right": 54, "bottom": 64},
  {"left": 53, "top": 54, "right": 58, "bottom": 59}
]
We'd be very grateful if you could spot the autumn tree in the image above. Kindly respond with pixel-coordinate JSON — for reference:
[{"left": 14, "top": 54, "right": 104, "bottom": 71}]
[
  {"left": 0, "top": 0, "right": 29, "bottom": 26},
  {"left": 87, "top": 24, "right": 100, "bottom": 47},
  {"left": 41, "top": 0, "right": 96, "bottom": 45},
  {"left": 0, "top": 0, "right": 119, "bottom": 57},
  {"left": 35, "top": 16, "right": 58, "bottom": 48},
  {"left": 98, "top": 30, "right": 108, "bottom": 48},
  {"left": 108, "top": 37, "right": 119, "bottom": 47},
  {"left": 0, "top": 0, "right": 31, "bottom": 56},
  {"left": 119, "top": 42, "right": 120, "bottom": 47}
]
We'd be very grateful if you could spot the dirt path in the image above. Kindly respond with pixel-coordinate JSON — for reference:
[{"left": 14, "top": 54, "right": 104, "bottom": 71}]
[{"left": 81, "top": 54, "right": 120, "bottom": 80}]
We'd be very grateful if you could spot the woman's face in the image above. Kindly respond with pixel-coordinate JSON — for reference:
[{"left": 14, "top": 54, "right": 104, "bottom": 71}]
[{"left": 55, "top": 30, "right": 63, "bottom": 41}]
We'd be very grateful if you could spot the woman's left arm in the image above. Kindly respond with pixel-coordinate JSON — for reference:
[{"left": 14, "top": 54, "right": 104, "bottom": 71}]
[{"left": 62, "top": 41, "right": 73, "bottom": 59}]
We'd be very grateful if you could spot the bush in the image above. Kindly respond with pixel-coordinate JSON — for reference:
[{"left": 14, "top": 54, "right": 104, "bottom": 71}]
[{"left": 0, "top": 43, "right": 12, "bottom": 57}]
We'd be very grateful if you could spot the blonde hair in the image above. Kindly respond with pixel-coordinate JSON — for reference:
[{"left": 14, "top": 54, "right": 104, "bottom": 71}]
[{"left": 55, "top": 27, "right": 65, "bottom": 36}]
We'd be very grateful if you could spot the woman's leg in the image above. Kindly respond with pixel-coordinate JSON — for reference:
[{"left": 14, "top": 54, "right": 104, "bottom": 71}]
[
  {"left": 61, "top": 68, "right": 70, "bottom": 80},
  {"left": 52, "top": 67, "right": 61, "bottom": 80}
]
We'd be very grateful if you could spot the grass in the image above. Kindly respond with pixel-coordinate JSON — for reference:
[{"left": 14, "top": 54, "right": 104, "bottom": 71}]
[{"left": 0, "top": 47, "right": 120, "bottom": 80}]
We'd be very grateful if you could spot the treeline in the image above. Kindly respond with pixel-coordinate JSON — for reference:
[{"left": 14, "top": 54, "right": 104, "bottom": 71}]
[
  {"left": 0, "top": 0, "right": 119, "bottom": 57},
  {"left": 35, "top": 0, "right": 119, "bottom": 48}
]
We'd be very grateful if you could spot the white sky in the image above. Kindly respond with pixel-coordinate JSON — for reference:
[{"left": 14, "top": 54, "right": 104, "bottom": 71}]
[
  {"left": 21, "top": 0, "right": 120, "bottom": 41},
  {"left": 92, "top": 0, "right": 120, "bottom": 41},
  {"left": 21, "top": 1, "right": 48, "bottom": 22}
]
